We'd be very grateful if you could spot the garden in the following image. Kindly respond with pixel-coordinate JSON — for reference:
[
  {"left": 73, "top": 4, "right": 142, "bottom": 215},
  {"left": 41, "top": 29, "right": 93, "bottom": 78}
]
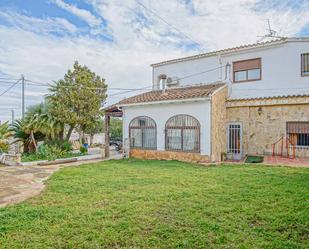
[
  {"left": 0, "top": 62, "right": 122, "bottom": 164},
  {"left": 0, "top": 159, "right": 308, "bottom": 248}
]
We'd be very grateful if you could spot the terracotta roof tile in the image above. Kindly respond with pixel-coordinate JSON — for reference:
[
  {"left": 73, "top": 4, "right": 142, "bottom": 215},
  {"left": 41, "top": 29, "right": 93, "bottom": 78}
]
[
  {"left": 227, "top": 93, "right": 309, "bottom": 102},
  {"left": 116, "top": 83, "right": 226, "bottom": 106}
]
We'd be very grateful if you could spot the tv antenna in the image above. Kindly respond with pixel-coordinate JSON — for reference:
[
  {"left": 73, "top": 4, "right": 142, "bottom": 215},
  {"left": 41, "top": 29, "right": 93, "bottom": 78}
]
[{"left": 257, "top": 19, "right": 284, "bottom": 42}]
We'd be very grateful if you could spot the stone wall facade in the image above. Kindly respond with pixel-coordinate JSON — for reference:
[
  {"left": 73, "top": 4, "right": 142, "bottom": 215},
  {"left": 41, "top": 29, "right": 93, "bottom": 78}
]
[
  {"left": 130, "top": 149, "right": 210, "bottom": 163},
  {"left": 211, "top": 86, "right": 228, "bottom": 161},
  {"left": 226, "top": 97, "right": 309, "bottom": 158},
  {"left": 129, "top": 95, "right": 309, "bottom": 163}
]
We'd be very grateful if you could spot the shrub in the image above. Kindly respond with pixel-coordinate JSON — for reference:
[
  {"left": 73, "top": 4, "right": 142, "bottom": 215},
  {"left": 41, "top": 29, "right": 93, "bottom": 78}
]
[
  {"left": 79, "top": 146, "right": 88, "bottom": 154},
  {"left": 45, "top": 139, "right": 72, "bottom": 152},
  {"left": 0, "top": 141, "right": 9, "bottom": 153}
]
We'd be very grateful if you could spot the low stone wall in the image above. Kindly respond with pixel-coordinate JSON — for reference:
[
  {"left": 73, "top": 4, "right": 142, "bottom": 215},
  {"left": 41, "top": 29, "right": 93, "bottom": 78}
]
[
  {"left": 130, "top": 149, "right": 210, "bottom": 163},
  {"left": 1, "top": 153, "right": 21, "bottom": 166}
]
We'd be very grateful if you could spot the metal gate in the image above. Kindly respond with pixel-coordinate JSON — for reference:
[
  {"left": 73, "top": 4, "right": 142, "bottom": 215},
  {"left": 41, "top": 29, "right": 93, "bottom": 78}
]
[{"left": 227, "top": 123, "right": 242, "bottom": 160}]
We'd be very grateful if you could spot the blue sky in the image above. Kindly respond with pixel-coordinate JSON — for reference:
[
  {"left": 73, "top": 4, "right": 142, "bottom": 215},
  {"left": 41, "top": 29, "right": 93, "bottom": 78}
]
[{"left": 0, "top": 0, "right": 308, "bottom": 121}]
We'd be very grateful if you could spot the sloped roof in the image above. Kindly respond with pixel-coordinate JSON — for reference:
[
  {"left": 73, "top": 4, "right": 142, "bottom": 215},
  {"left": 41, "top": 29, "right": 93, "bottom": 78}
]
[
  {"left": 227, "top": 93, "right": 309, "bottom": 102},
  {"left": 151, "top": 37, "right": 291, "bottom": 67},
  {"left": 116, "top": 83, "right": 226, "bottom": 106}
]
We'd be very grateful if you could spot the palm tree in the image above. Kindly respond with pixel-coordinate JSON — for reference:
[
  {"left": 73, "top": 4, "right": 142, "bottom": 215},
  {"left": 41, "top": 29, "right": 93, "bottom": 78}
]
[
  {"left": 0, "top": 121, "right": 11, "bottom": 153},
  {"left": 10, "top": 102, "right": 64, "bottom": 153},
  {"left": 10, "top": 119, "right": 44, "bottom": 153},
  {"left": 0, "top": 121, "right": 11, "bottom": 140}
]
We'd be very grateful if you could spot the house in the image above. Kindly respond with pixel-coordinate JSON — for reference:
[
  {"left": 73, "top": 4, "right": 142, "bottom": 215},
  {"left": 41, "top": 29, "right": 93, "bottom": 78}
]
[{"left": 105, "top": 37, "right": 309, "bottom": 162}]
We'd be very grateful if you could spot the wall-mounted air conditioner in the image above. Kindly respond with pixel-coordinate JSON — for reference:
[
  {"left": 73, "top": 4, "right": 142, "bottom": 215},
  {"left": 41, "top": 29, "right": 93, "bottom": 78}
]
[{"left": 166, "top": 77, "right": 180, "bottom": 87}]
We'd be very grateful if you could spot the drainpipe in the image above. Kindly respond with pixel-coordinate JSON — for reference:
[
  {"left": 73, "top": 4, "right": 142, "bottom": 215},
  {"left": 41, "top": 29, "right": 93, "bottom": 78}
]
[
  {"left": 224, "top": 62, "right": 232, "bottom": 98},
  {"left": 218, "top": 54, "right": 222, "bottom": 81}
]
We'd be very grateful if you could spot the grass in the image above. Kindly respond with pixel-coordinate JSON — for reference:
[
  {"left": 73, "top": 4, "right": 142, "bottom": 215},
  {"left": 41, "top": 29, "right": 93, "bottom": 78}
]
[
  {"left": 245, "top": 155, "right": 264, "bottom": 163},
  {"left": 21, "top": 151, "right": 86, "bottom": 162},
  {"left": 0, "top": 159, "right": 308, "bottom": 248}
]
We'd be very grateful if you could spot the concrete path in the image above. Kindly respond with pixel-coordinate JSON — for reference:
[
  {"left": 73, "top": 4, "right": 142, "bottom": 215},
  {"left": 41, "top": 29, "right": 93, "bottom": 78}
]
[
  {"left": 264, "top": 156, "right": 309, "bottom": 167},
  {"left": 0, "top": 154, "right": 122, "bottom": 208}
]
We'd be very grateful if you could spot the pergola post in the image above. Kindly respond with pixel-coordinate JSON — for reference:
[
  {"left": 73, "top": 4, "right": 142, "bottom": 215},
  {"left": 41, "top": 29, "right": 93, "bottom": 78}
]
[
  {"left": 105, "top": 114, "right": 110, "bottom": 158},
  {"left": 103, "top": 104, "right": 123, "bottom": 159}
]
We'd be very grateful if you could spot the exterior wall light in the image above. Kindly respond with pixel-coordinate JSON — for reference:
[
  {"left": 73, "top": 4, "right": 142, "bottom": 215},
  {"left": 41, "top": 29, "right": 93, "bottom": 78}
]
[{"left": 258, "top": 107, "right": 263, "bottom": 115}]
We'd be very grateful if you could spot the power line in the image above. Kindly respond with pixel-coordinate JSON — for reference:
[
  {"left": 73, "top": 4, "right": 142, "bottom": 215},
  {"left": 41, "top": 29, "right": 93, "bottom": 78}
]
[
  {"left": 0, "top": 78, "right": 21, "bottom": 97},
  {"left": 25, "top": 79, "right": 153, "bottom": 91},
  {"left": 0, "top": 77, "right": 20, "bottom": 81},
  {"left": 109, "top": 85, "right": 153, "bottom": 97},
  {"left": 176, "top": 65, "right": 224, "bottom": 82},
  {"left": 135, "top": 1, "right": 204, "bottom": 51}
]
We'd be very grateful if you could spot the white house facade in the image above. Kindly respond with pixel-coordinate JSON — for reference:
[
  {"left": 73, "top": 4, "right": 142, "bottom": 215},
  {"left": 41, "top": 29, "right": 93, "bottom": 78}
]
[
  {"left": 152, "top": 37, "right": 309, "bottom": 99},
  {"left": 105, "top": 37, "right": 309, "bottom": 163}
]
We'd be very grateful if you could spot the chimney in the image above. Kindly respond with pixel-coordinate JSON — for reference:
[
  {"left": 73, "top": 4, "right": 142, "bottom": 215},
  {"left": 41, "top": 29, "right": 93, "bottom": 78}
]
[{"left": 161, "top": 75, "right": 167, "bottom": 93}]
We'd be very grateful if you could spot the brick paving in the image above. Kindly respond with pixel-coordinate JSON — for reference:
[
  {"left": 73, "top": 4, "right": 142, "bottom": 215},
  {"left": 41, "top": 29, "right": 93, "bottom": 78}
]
[{"left": 264, "top": 156, "right": 309, "bottom": 167}]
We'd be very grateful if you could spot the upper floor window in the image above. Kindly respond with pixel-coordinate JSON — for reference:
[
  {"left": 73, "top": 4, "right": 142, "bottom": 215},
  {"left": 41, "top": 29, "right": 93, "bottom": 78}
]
[
  {"left": 129, "top": 116, "right": 156, "bottom": 149},
  {"left": 233, "top": 58, "right": 261, "bottom": 83},
  {"left": 301, "top": 53, "right": 309, "bottom": 77}
]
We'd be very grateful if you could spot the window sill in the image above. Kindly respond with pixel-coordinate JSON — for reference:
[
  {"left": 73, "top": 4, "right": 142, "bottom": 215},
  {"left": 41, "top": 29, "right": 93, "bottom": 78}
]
[
  {"left": 130, "top": 147, "right": 157, "bottom": 150},
  {"left": 233, "top": 78, "right": 261, "bottom": 83},
  {"left": 165, "top": 149, "right": 200, "bottom": 153}
]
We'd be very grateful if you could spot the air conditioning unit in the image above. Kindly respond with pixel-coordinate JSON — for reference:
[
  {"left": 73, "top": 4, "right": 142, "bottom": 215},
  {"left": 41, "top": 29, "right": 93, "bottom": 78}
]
[{"left": 166, "top": 77, "right": 180, "bottom": 87}]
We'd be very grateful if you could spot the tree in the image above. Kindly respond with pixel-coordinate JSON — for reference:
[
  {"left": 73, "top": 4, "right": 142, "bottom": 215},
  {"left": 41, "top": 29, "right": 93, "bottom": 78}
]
[
  {"left": 10, "top": 102, "right": 64, "bottom": 153},
  {"left": 108, "top": 118, "right": 122, "bottom": 140},
  {"left": 10, "top": 119, "right": 44, "bottom": 153},
  {"left": 84, "top": 118, "right": 104, "bottom": 145},
  {"left": 0, "top": 121, "right": 11, "bottom": 153},
  {"left": 0, "top": 121, "right": 11, "bottom": 140},
  {"left": 47, "top": 61, "right": 107, "bottom": 140}
]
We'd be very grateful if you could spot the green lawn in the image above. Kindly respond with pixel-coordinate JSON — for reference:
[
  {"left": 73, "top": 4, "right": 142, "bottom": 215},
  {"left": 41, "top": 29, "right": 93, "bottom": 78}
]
[{"left": 0, "top": 160, "right": 308, "bottom": 248}]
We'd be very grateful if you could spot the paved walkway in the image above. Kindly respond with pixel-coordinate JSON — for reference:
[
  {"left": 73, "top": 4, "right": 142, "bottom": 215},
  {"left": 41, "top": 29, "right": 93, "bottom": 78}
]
[
  {"left": 0, "top": 154, "right": 122, "bottom": 208},
  {"left": 264, "top": 156, "right": 309, "bottom": 167}
]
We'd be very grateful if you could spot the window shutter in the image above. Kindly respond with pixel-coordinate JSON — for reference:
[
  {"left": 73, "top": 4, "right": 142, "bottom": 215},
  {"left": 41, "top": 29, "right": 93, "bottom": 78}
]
[
  {"left": 301, "top": 53, "right": 309, "bottom": 75},
  {"left": 233, "top": 58, "right": 261, "bottom": 71},
  {"left": 286, "top": 122, "right": 309, "bottom": 134}
]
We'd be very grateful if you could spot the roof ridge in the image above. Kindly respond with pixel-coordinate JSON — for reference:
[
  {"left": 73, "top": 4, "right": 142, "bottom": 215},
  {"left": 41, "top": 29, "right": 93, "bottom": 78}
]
[
  {"left": 151, "top": 37, "right": 289, "bottom": 67},
  {"left": 115, "top": 82, "right": 226, "bottom": 106}
]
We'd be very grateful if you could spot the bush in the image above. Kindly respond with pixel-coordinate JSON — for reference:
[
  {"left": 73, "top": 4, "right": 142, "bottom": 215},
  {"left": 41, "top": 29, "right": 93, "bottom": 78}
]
[
  {"left": 21, "top": 139, "right": 87, "bottom": 162},
  {"left": 80, "top": 146, "right": 88, "bottom": 154},
  {"left": 0, "top": 141, "right": 9, "bottom": 153},
  {"left": 39, "top": 144, "right": 65, "bottom": 161},
  {"left": 45, "top": 139, "right": 72, "bottom": 152}
]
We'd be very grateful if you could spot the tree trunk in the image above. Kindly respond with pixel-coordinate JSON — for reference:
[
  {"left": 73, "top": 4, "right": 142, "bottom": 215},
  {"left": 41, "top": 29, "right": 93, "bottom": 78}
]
[
  {"left": 59, "top": 128, "right": 64, "bottom": 141},
  {"left": 90, "top": 134, "right": 94, "bottom": 145},
  {"left": 66, "top": 125, "right": 74, "bottom": 140},
  {"left": 30, "top": 130, "right": 38, "bottom": 152}
]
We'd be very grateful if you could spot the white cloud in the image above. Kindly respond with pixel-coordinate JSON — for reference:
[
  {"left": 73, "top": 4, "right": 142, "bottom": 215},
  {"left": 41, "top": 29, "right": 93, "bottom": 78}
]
[
  {"left": 0, "top": 11, "right": 77, "bottom": 34},
  {"left": 52, "top": 0, "right": 102, "bottom": 27},
  {"left": 0, "top": 0, "right": 308, "bottom": 121}
]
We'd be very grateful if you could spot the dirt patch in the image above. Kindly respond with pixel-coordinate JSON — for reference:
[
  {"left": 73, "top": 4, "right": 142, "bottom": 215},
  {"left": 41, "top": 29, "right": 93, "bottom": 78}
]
[{"left": 0, "top": 156, "right": 121, "bottom": 208}]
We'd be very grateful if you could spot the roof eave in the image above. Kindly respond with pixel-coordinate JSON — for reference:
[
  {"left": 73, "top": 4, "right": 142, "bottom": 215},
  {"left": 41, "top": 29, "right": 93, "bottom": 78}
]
[{"left": 118, "top": 96, "right": 211, "bottom": 108}]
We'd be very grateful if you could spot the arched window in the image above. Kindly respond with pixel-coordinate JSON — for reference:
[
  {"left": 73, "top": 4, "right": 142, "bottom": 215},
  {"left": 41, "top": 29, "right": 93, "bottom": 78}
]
[
  {"left": 129, "top": 116, "right": 156, "bottom": 149},
  {"left": 165, "top": 115, "right": 200, "bottom": 152}
]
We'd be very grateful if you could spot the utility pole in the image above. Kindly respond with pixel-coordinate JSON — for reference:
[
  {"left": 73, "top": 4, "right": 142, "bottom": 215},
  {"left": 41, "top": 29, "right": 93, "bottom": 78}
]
[
  {"left": 21, "top": 74, "right": 25, "bottom": 118},
  {"left": 11, "top": 109, "right": 14, "bottom": 124}
]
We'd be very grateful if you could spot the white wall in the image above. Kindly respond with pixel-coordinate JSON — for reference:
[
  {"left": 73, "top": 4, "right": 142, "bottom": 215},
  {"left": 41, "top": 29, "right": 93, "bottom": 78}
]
[
  {"left": 122, "top": 100, "right": 211, "bottom": 155},
  {"left": 153, "top": 40, "right": 309, "bottom": 99}
]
